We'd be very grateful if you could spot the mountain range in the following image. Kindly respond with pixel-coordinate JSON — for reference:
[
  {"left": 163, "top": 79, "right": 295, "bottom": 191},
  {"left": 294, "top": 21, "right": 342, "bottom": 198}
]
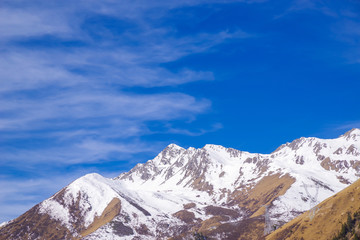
[{"left": 1, "top": 128, "right": 360, "bottom": 240}]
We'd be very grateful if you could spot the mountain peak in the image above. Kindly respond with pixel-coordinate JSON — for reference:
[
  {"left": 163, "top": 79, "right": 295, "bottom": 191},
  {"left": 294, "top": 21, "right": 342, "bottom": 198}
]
[
  {"left": 151, "top": 143, "right": 185, "bottom": 166},
  {"left": 38, "top": 172, "right": 118, "bottom": 232},
  {"left": 166, "top": 143, "right": 183, "bottom": 149},
  {"left": 203, "top": 144, "right": 224, "bottom": 150},
  {"left": 341, "top": 128, "right": 360, "bottom": 140}
]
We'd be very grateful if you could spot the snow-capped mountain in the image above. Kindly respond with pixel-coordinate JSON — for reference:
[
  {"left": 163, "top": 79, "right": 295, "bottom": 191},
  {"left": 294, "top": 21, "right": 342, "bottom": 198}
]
[{"left": 1, "top": 129, "right": 360, "bottom": 240}]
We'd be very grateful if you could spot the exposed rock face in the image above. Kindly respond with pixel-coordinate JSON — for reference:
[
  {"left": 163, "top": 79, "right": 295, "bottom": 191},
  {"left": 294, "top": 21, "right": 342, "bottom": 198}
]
[
  {"left": 183, "top": 202, "right": 196, "bottom": 209},
  {"left": 173, "top": 210, "right": 196, "bottom": 223},
  {"left": 1, "top": 129, "right": 360, "bottom": 240}
]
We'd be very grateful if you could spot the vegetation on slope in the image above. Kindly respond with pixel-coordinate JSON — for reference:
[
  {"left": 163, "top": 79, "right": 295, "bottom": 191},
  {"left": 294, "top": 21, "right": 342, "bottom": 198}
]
[
  {"left": 332, "top": 211, "right": 360, "bottom": 240},
  {"left": 193, "top": 232, "right": 208, "bottom": 240}
]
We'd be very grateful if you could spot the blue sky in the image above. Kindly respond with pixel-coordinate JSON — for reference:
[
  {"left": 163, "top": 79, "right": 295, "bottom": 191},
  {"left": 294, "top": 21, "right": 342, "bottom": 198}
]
[{"left": 1, "top": 0, "right": 360, "bottom": 222}]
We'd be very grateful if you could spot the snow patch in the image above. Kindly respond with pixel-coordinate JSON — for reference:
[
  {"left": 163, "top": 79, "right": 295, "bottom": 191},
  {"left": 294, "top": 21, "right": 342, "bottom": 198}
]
[
  {"left": 39, "top": 198, "right": 73, "bottom": 230},
  {"left": 0, "top": 221, "right": 9, "bottom": 228}
]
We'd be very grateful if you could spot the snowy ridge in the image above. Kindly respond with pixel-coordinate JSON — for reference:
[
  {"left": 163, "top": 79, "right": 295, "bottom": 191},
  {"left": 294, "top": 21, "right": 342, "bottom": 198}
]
[
  {"left": 267, "top": 132, "right": 360, "bottom": 218},
  {"left": 120, "top": 130, "right": 360, "bottom": 199},
  {"left": 39, "top": 173, "right": 120, "bottom": 230},
  {"left": 0, "top": 221, "right": 8, "bottom": 228},
  {"left": 112, "top": 129, "right": 360, "bottom": 234},
  {"left": 13, "top": 129, "right": 360, "bottom": 239}
]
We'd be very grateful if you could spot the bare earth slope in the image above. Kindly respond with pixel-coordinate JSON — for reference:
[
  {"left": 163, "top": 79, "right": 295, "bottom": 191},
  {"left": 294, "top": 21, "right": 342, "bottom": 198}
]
[{"left": 1, "top": 129, "right": 360, "bottom": 239}]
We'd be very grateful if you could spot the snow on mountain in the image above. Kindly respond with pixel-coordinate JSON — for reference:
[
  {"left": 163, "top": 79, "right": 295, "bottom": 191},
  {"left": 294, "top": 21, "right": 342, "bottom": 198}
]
[
  {"left": 267, "top": 132, "right": 360, "bottom": 223},
  {"left": 0, "top": 221, "right": 8, "bottom": 228},
  {"left": 39, "top": 173, "right": 120, "bottom": 231},
  {"left": 1, "top": 129, "right": 360, "bottom": 240},
  {"left": 118, "top": 130, "right": 360, "bottom": 216}
]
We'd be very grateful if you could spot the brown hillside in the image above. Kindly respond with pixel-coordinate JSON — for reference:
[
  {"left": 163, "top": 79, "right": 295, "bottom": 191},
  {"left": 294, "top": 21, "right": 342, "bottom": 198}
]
[
  {"left": 266, "top": 179, "right": 360, "bottom": 240},
  {"left": 0, "top": 197, "right": 121, "bottom": 240},
  {"left": 0, "top": 204, "right": 75, "bottom": 240},
  {"left": 81, "top": 197, "right": 121, "bottom": 237}
]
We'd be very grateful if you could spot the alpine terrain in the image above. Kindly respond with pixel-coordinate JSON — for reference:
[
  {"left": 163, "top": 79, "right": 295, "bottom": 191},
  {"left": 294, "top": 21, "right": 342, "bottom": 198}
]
[{"left": 1, "top": 129, "right": 360, "bottom": 240}]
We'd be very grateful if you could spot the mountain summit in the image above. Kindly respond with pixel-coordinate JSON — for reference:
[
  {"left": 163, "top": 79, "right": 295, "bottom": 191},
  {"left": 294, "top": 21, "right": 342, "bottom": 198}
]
[{"left": 1, "top": 129, "right": 360, "bottom": 239}]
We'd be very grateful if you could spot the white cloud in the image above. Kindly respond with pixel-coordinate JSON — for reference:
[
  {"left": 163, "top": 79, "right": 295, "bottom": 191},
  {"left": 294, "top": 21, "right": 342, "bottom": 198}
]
[
  {"left": 0, "top": 91, "right": 210, "bottom": 130},
  {"left": 167, "top": 123, "right": 223, "bottom": 136},
  {"left": 274, "top": 0, "right": 338, "bottom": 19},
  {"left": 0, "top": 8, "right": 72, "bottom": 39},
  {"left": 0, "top": 29, "right": 246, "bottom": 91},
  {"left": 0, "top": 139, "right": 158, "bottom": 165},
  {"left": 0, "top": 50, "right": 84, "bottom": 92}
]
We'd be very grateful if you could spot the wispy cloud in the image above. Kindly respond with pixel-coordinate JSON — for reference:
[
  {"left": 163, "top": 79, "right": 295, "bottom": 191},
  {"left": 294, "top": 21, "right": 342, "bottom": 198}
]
[
  {"left": 0, "top": 91, "right": 210, "bottom": 130},
  {"left": 167, "top": 123, "right": 223, "bottom": 136},
  {"left": 274, "top": 0, "right": 338, "bottom": 19},
  {"left": 0, "top": 173, "right": 90, "bottom": 223},
  {"left": 335, "top": 121, "right": 360, "bottom": 131},
  {"left": 0, "top": 8, "right": 72, "bottom": 39},
  {"left": 0, "top": 29, "right": 247, "bottom": 91},
  {"left": 329, "top": 13, "right": 360, "bottom": 64},
  {"left": 272, "top": 1, "right": 360, "bottom": 65},
  {"left": 0, "top": 90, "right": 210, "bottom": 168},
  {"left": 0, "top": 0, "right": 255, "bottom": 221}
]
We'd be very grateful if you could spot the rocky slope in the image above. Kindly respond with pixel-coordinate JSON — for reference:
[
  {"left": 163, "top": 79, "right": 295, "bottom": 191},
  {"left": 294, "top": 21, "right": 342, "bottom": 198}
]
[{"left": 1, "top": 129, "right": 360, "bottom": 240}]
